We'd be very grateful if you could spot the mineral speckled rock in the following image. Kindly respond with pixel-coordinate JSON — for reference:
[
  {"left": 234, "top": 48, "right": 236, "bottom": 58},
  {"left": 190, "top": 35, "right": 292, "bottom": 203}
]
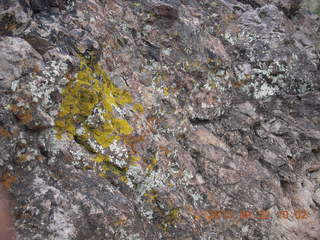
[
  {"left": 0, "top": 37, "right": 43, "bottom": 90},
  {"left": 0, "top": 0, "right": 319, "bottom": 239}
]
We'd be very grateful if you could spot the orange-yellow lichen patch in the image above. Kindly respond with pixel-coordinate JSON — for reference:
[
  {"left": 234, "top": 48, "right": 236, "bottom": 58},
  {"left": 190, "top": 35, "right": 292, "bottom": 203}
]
[
  {"left": 146, "top": 156, "right": 158, "bottom": 172},
  {"left": 0, "top": 127, "right": 12, "bottom": 138},
  {"left": 16, "top": 111, "right": 33, "bottom": 124},
  {"left": 54, "top": 57, "right": 151, "bottom": 184},
  {"left": 133, "top": 103, "right": 144, "bottom": 114},
  {"left": 1, "top": 173, "right": 16, "bottom": 190},
  {"left": 158, "top": 146, "right": 171, "bottom": 156},
  {"left": 55, "top": 58, "right": 133, "bottom": 146},
  {"left": 17, "top": 153, "right": 29, "bottom": 163},
  {"left": 123, "top": 135, "right": 145, "bottom": 154},
  {"left": 0, "top": 126, "right": 19, "bottom": 138}
]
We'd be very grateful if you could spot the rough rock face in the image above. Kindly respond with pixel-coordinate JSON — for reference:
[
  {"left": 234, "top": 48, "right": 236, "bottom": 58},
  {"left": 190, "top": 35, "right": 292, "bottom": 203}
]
[
  {"left": 0, "top": 0, "right": 319, "bottom": 239},
  {"left": 303, "top": 0, "right": 320, "bottom": 15}
]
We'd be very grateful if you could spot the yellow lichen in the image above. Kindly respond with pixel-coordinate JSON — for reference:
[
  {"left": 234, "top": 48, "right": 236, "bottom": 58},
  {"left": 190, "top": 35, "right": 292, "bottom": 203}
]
[
  {"left": 143, "top": 189, "right": 158, "bottom": 203},
  {"left": 166, "top": 208, "right": 180, "bottom": 225},
  {"left": 133, "top": 103, "right": 144, "bottom": 114},
  {"left": 93, "top": 153, "right": 129, "bottom": 180},
  {"left": 112, "top": 118, "right": 133, "bottom": 135},
  {"left": 146, "top": 156, "right": 158, "bottom": 172},
  {"left": 163, "top": 87, "right": 169, "bottom": 96},
  {"left": 119, "top": 176, "right": 128, "bottom": 183},
  {"left": 131, "top": 155, "right": 141, "bottom": 162},
  {"left": 55, "top": 57, "right": 138, "bottom": 182},
  {"left": 55, "top": 58, "right": 133, "bottom": 141},
  {"left": 93, "top": 154, "right": 108, "bottom": 163},
  {"left": 154, "top": 207, "right": 181, "bottom": 230}
]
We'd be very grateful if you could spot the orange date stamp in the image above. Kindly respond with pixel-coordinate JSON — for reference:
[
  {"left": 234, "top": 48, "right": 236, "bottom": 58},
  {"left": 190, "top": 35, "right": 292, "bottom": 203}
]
[{"left": 202, "top": 209, "right": 309, "bottom": 221}]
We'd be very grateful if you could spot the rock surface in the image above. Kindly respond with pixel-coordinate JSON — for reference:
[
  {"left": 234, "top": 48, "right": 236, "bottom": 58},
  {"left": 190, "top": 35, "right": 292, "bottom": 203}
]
[
  {"left": 303, "top": 0, "right": 320, "bottom": 15},
  {"left": 0, "top": 0, "right": 320, "bottom": 239}
]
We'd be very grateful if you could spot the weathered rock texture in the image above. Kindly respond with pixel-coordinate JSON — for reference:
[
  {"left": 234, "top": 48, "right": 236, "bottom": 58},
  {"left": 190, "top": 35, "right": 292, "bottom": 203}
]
[
  {"left": 304, "top": 0, "right": 320, "bottom": 15},
  {"left": 0, "top": 0, "right": 320, "bottom": 239}
]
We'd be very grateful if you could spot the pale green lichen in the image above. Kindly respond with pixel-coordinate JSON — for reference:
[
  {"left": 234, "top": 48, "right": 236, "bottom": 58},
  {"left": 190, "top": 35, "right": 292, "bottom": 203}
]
[{"left": 29, "top": 60, "right": 69, "bottom": 110}]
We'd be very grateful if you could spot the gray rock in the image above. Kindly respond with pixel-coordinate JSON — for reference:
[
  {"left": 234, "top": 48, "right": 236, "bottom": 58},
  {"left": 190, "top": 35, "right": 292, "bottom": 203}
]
[
  {"left": 0, "top": 0, "right": 319, "bottom": 239},
  {"left": 0, "top": 37, "right": 43, "bottom": 90}
]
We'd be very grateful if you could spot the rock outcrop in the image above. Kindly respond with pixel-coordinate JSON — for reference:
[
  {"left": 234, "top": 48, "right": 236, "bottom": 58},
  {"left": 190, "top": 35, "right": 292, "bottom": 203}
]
[
  {"left": 0, "top": 0, "right": 320, "bottom": 239},
  {"left": 303, "top": 0, "right": 320, "bottom": 15}
]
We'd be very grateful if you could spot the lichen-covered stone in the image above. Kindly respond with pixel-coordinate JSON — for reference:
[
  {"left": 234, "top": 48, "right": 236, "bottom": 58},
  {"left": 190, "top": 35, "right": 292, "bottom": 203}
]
[{"left": 0, "top": 0, "right": 319, "bottom": 239}]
